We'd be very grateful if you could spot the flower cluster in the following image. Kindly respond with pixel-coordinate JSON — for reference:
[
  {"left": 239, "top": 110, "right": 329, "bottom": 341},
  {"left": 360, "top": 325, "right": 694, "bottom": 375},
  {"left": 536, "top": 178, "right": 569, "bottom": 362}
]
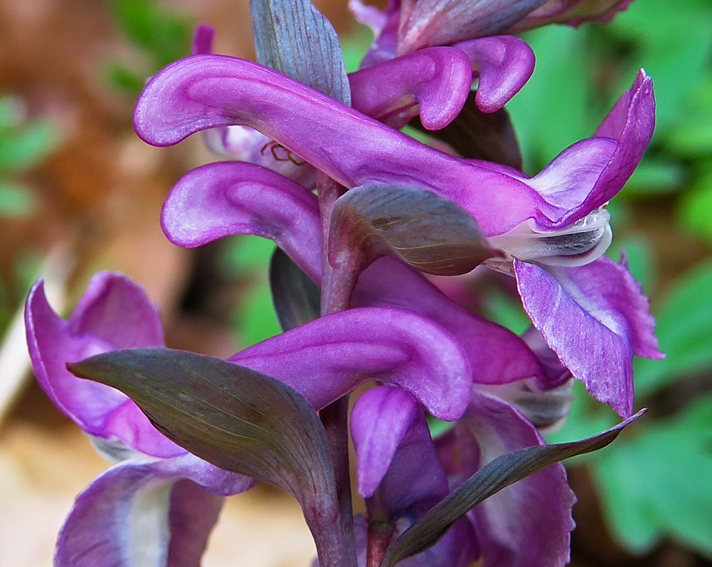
[{"left": 25, "top": 1, "right": 661, "bottom": 566}]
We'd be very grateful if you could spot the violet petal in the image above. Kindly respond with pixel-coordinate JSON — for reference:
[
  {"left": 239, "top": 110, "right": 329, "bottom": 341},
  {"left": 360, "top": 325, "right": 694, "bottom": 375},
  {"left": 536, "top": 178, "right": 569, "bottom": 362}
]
[
  {"left": 135, "top": 56, "right": 652, "bottom": 237},
  {"left": 230, "top": 306, "right": 472, "bottom": 421},
  {"left": 530, "top": 70, "right": 655, "bottom": 228},
  {"left": 444, "top": 391, "right": 576, "bottom": 567},
  {"left": 25, "top": 275, "right": 183, "bottom": 458},
  {"left": 455, "top": 35, "right": 535, "bottom": 113},
  {"left": 514, "top": 256, "right": 662, "bottom": 418},
  {"left": 55, "top": 459, "right": 226, "bottom": 567},
  {"left": 349, "top": 46, "right": 472, "bottom": 130},
  {"left": 350, "top": 387, "right": 442, "bottom": 502},
  {"left": 160, "top": 161, "right": 322, "bottom": 282}
]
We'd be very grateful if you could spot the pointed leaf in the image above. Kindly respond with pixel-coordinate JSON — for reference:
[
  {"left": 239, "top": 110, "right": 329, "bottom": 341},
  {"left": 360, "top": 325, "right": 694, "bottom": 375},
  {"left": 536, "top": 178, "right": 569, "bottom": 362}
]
[
  {"left": 269, "top": 247, "right": 321, "bottom": 331},
  {"left": 251, "top": 0, "right": 351, "bottom": 105},
  {"left": 68, "top": 348, "right": 349, "bottom": 567},
  {"left": 380, "top": 409, "right": 646, "bottom": 567},
  {"left": 330, "top": 184, "right": 498, "bottom": 276},
  {"left": 409, "top": 91, "right": 523, "bottom": 169}
]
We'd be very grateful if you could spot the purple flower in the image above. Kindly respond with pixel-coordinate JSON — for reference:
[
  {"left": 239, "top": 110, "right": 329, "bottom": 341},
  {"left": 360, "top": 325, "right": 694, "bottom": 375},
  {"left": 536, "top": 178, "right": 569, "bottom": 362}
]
[
  {"left": 348, "top": 386, "right": 575, "bottom": 567},
  {"left": 352, "top": 0, "right": 633, "bottom": 59},
  {"left": 135, "top": 53, "right": 661, "bottom": 415},
  {"left": 26, "top": 272, "right": 474, "bottom": 566}
]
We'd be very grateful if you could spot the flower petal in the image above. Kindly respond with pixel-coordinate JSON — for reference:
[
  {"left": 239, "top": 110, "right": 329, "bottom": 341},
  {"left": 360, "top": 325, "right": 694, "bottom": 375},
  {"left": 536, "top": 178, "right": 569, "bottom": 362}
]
[
  {"left": 355, "top": 259, "right": 548, "bottom": 386},
  {"left": 441, "top": 391, "right": 575, "bottom": 567},
  {"left": 160, "top": 161, "right": 322, "bottom": 282},
  {"left": 55, "top": 458, "right": 229, "bottom": 567},
  {"left": 350, "top": 387, "right": 441, "bottom": 502},
  {"left": 349, "top": 46, "right": 472, "bottom": 130},
  {"left": 514, "top": 255, "right": 662, "bottom": 417},
  {"left": 25, "top": 275, "right": 183, "bottom": 458},
  {"left": 157, "top": 164, "right": 547, "bottom": 389},
  {"left": 133, "top": 54, "right": 548, "bottom": 237},
  {"left": 530, "top": 70, "right": 655, "bottom": 228},
  {"left": 230, "top": 306, "right": 472, "bottom": 420},
  {"left": 455, "top": 35, "right": 535, "bottom": 113}
]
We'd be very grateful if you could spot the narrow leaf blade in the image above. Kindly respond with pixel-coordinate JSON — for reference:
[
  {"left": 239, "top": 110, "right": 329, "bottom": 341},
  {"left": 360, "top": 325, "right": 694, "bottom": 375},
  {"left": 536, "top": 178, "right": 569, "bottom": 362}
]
[
  {"left": 380, "top": 409, "right": 646, "bottom": 567},
  {"left": 68, "top": 348, "right": 334, "bottom": 501}
]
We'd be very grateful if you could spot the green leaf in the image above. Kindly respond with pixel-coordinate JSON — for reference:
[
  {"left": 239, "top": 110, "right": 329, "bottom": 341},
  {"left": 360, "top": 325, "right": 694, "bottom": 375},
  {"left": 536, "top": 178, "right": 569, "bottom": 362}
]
[
  {"left": 112, "top": 0, "right": 192, "bottom": 67},
  {"left": 678, "top": 165, "right": 712, "bottom": 244},
  {"left": 0, "top": 119, "right": 58, "bottom": 173},
  {"left": 619, "top": 157, "right": 686, "bottom": 198},
  {"left": 380, "top": 410, "right": 645, "bottom": 567},
  {"left": 0, "top": 182, "right": 37, "bottom": 218},
  {"left": 269, "top": 248, "right": 320, "bottom": 332},
  {"left": 330, "top": 184, "right": 497, "bottom": 277},
  {"left": 634, "top": 260, "right": 712, "bottom": 397},
  {"left": 69, "top": 348, "right": 349, "bottom": 567},
  {"left": 593, "top": 396, "right": 712, "bottom": 557}
]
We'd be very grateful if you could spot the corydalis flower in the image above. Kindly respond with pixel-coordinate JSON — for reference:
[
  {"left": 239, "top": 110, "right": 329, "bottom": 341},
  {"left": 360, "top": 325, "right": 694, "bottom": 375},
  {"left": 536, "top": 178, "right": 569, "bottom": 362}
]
[
  {"left": 352, "top": 0, "right": 633, "bottom": 60},
  {"left": 26, "top": 272, "right": 474, "bottom": 567},
  {"left": 134, "top": 54, "right": 660, "bottom": 415},
  {"left": 349, "top": 386, "right": 575, "bottom": 567}
]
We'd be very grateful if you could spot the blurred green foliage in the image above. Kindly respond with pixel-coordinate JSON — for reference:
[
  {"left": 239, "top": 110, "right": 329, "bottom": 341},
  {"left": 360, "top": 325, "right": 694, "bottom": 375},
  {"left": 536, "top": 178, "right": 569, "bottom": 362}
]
[
  {"left": 0, "top": 95, "right": 59, "bottom": 332},
  {"left": 106, "top": 0, "right": 193, "bottom": 96}
]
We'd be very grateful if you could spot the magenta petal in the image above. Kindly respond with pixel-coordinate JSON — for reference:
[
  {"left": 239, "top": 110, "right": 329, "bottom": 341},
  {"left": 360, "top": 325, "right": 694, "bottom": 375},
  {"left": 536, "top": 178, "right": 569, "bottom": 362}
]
[
  {"left": 349, "top": 47, "right": 473, "bottom": 130},
  {"left": 25, "top": 275, "right": 183, "bottom": 458},
  {"left": 444, "top": 391, "right": 575, "bottom": 567},
  {"left": 192, "top": 24, "right": 216, "bottom": 55},
  {"left": 54, "top": 457, "right": 246, "bottom": 567},
  {"left": 531, "top": 70, "right": 655, "bottom": 228},
  {"left": 230, "top": 306, "right": 472, "bottom": 421},
  {"left": 68, "top": 272, "right": 164, "bottom": 349},
  {"left": 455, "top": 36, "right": 535, "bottom": 113},
  {"left": 350, "top": 387, "right": 432, "bottom": 500},
  {"left": 355, "top": 258, "right": 548, "bottom": 386},
  {"left": 514, "top": 256, "right": 662, "bottom": 417},
  {"left": 161, "top": 161, "right": 322, "bottom": 282}
]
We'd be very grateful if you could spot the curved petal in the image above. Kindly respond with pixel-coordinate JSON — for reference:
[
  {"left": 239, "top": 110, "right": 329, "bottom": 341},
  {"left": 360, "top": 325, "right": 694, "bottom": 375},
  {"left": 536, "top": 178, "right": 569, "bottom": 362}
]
[
  {"left": 135, "top": 56, "right": 652, "bottom": 237},
  {"left": 25, "top": 275, "right": 183, "bottom": 458},
  {"left": 350, "top": 387, "right": 435, "bottom": 501},
  {"left": 349, "top": 46, "right": 473, "bottom": 130},
  {"left": 54, "top": 456, "right": 250, "bottom": 567},
  {"left": 530, "top": 70, "right": 655, "bottom": 228},
  {"left": 440, "top": 391, "right": 575, "bottom": 567},
  {"left": 455, "top": 36, "right": 535, "bottom": 113},
  {"left": 133, "top": 54, "right": 548, "bottom": 237},
  {"left": 230, "top": 306, "right": 472, "bottom": 421},
  {"left": 161, "top": 161, "right": 322, "bottom": 282},
  {"left": 354, "top": 259, "right": 549, "bottom": 386},
  {"left": 514, "top": 255, "right": 662, "bottom": 417}
]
